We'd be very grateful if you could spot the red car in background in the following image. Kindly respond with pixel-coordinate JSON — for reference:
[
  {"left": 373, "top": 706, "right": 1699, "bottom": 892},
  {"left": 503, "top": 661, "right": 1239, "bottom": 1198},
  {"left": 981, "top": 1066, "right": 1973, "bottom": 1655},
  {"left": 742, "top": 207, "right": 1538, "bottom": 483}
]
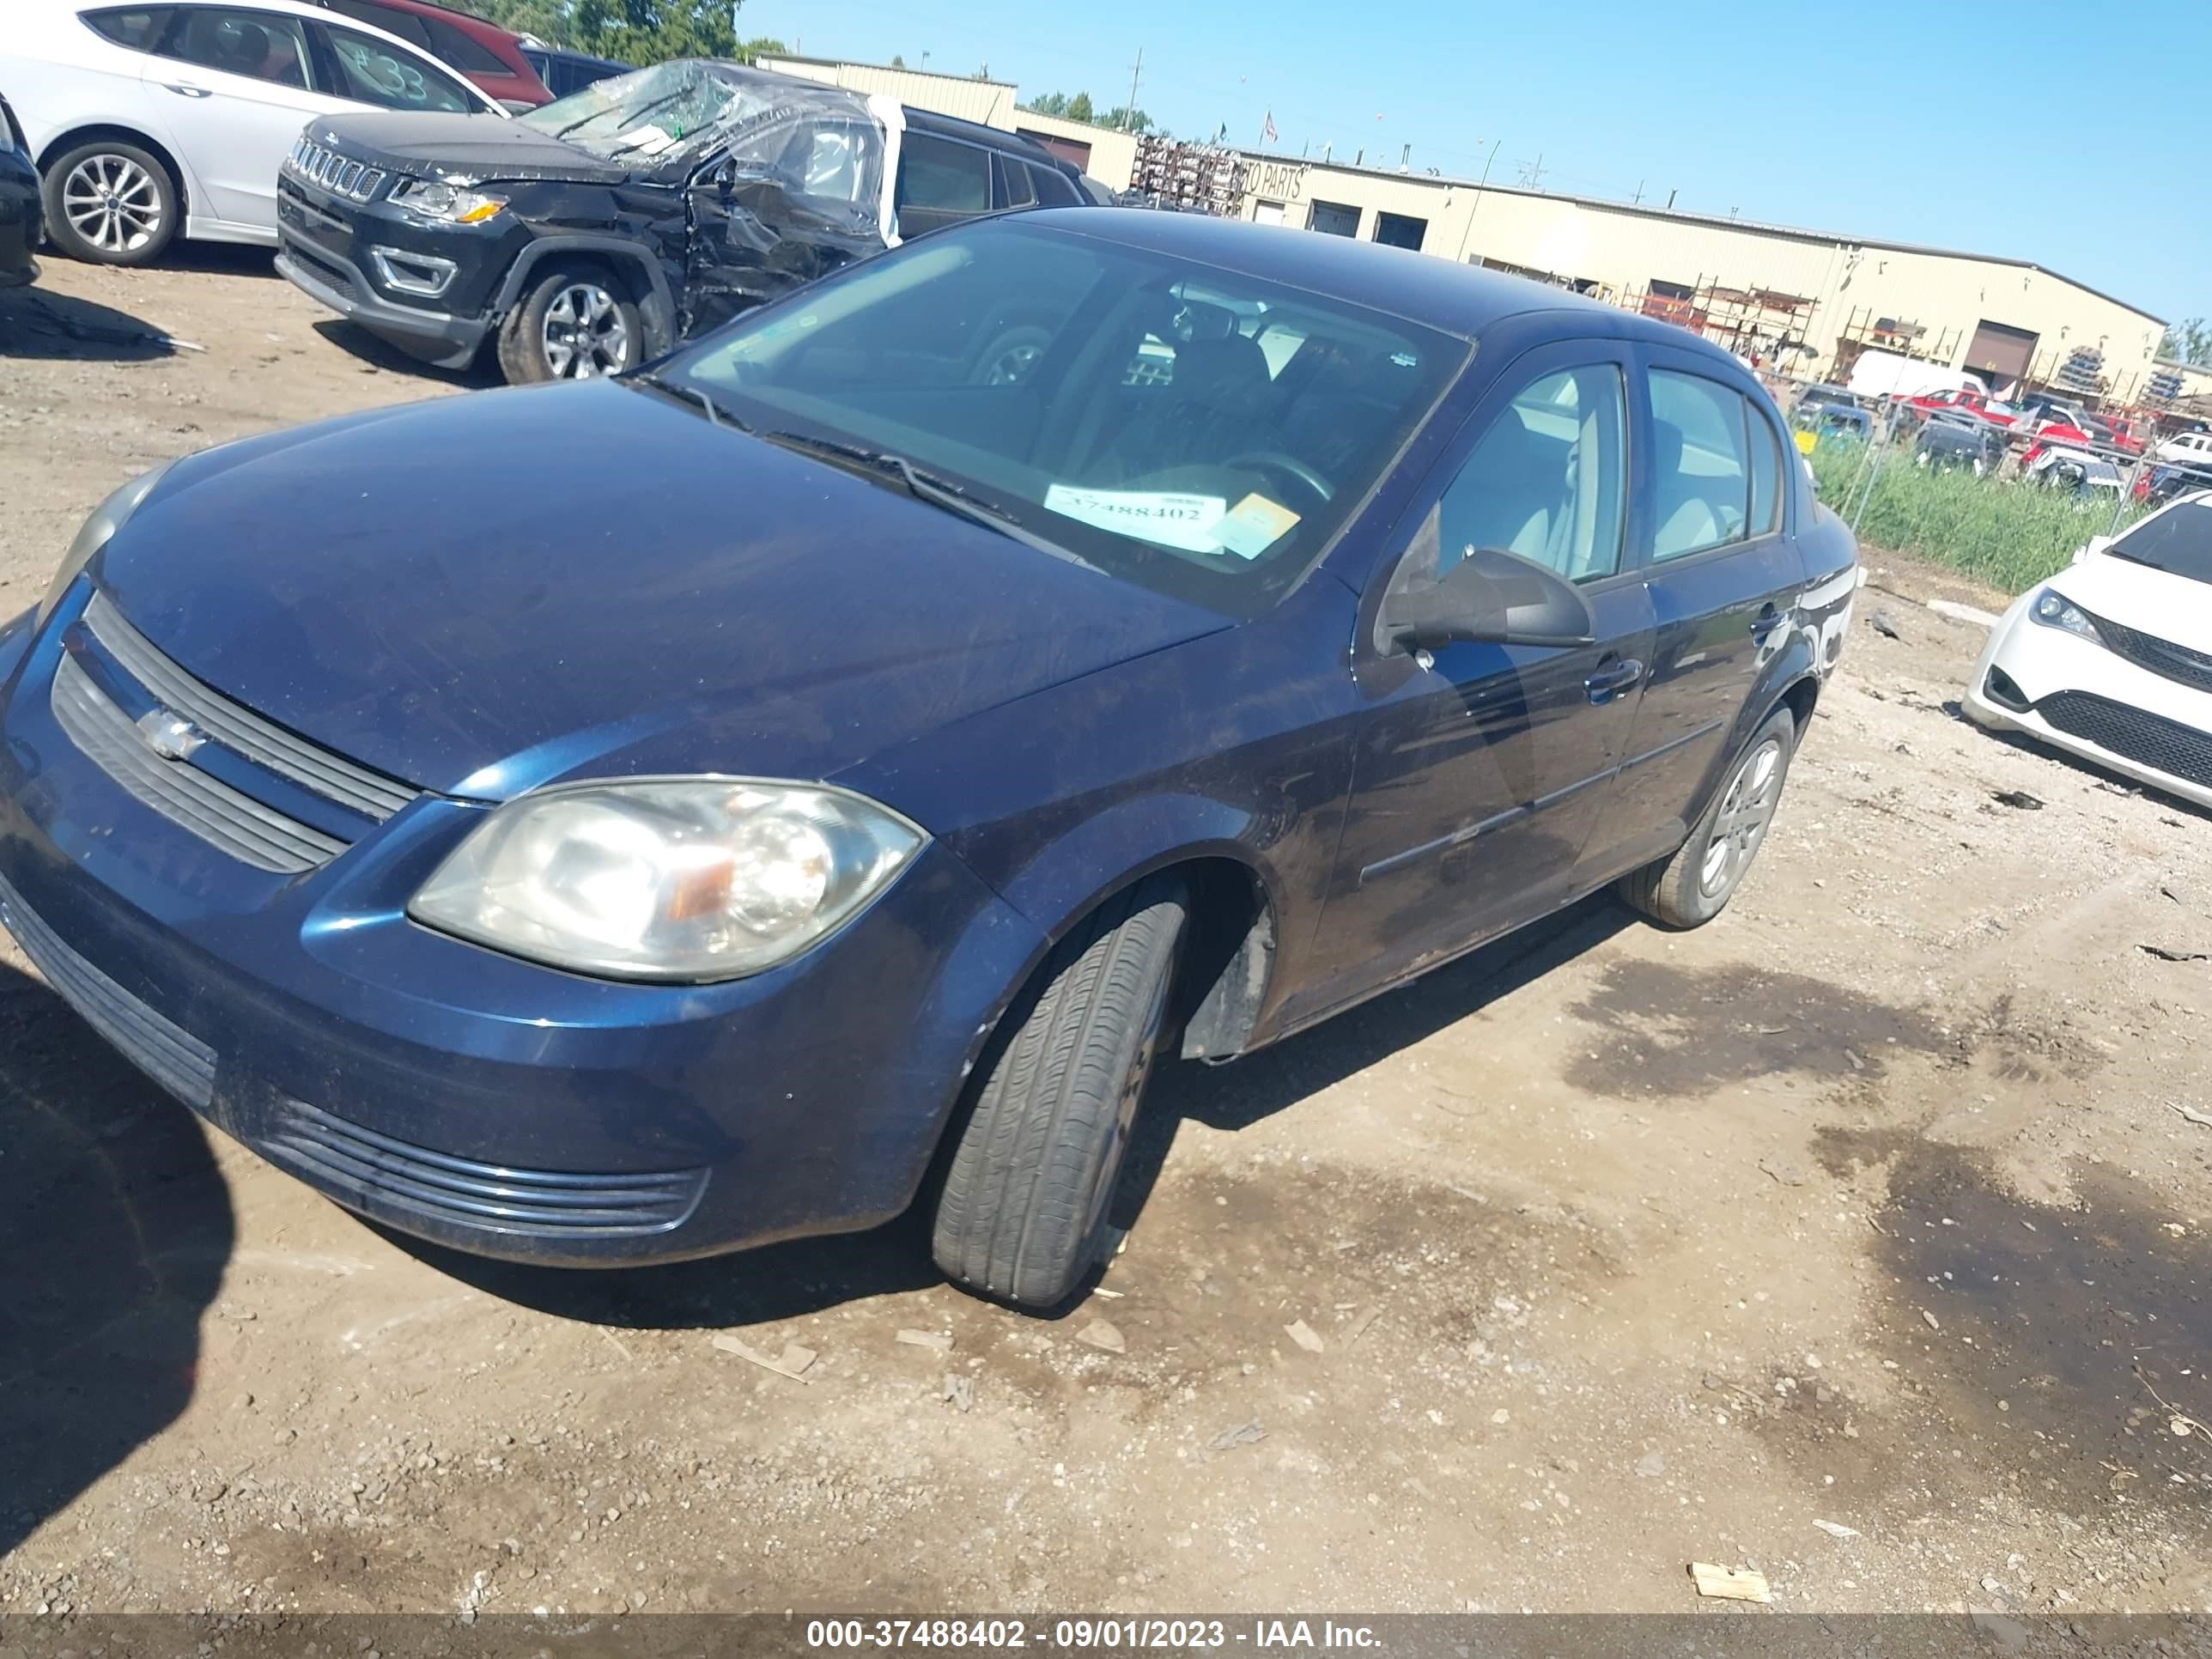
[
  {"left": 1905, "top": 386, "right": 2018, "bottom": 428},
  {"left": 305, "top": 0, "right": 551, "bottom": 106}
]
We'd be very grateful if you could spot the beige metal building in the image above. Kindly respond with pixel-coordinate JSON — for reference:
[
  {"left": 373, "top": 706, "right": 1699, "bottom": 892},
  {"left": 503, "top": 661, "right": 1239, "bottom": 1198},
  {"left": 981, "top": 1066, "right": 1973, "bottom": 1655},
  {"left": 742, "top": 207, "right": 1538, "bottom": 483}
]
[{"left": 764, "top": 56, "right": 2171, "bottom": 405}]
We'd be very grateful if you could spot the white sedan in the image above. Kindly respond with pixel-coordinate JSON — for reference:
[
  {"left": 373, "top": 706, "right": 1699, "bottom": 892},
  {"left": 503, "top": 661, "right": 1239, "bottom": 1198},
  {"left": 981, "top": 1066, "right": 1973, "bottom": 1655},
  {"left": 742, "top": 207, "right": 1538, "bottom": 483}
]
[
  {"left": 3, "top": 0, "right": 500, "bottom": 266},
  {"left": 1965, "top": 492, "right": 2212, "bottom": 808}
]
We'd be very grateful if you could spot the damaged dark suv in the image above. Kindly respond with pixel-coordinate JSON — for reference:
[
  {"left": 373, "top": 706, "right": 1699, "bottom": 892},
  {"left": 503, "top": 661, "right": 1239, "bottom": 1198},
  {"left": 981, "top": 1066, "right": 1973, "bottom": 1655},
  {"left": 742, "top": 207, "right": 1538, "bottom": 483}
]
[{"left": 275, "top": 58, "right": 1081, "bottom": 380}]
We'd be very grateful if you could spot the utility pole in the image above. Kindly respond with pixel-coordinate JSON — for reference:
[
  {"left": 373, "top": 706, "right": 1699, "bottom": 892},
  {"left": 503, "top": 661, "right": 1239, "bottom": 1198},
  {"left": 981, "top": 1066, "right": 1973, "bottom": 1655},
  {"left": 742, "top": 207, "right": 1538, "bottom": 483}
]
[
  {"left": 1123, "top": 46, "right": 1143, "bottom": 131},
  {"left": 1630, "top": 179, "right": 1644, "bottom": 206},
  {"left": 1516, "top": 151, "right": 1546, "bottom": 189}
]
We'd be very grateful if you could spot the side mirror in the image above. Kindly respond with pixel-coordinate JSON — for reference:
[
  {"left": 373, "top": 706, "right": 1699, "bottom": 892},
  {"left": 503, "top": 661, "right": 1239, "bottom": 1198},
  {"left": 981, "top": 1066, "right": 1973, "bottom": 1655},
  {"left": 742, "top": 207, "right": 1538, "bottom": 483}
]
[{"left": 1379, "top": 546, "right": 1595, "bottom": 653}]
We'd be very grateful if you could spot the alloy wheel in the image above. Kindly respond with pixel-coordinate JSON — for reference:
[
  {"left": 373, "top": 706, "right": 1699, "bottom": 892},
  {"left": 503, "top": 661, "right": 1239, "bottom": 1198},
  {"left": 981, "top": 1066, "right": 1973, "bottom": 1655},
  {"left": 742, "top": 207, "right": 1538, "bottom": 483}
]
[
  {"left": 61, "top": 155, "right": 163, "bottom": 256},
  {"left": 541, "top": 283, "right": 630, "bottom": 379},
  {"left": 1699, "top": 735, "right": 1786, "bottom": 899}
]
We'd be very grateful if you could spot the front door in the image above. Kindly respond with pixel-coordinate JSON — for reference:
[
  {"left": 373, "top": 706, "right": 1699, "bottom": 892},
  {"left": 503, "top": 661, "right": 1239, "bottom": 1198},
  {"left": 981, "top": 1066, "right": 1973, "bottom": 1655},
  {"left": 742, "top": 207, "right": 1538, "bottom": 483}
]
[
  {"left": 1592, "top": 347, "right": 1804, "bottom": 879},
  {"left": 684, "top": 117, "right": 885, "bottom": 337},
  {"left": 141, "top": 6, "right": 331, "bottom": 228},
  {"left": 1304, "top": 344, "right": 1656, "bottom": 1009}
]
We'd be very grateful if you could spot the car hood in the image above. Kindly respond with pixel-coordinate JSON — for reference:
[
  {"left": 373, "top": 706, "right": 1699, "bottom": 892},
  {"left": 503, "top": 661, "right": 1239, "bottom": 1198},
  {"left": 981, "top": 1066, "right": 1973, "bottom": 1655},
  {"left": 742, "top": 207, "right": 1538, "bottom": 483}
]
[
  {"left": 307, "top": 111, "right": 631, "bottom": 184},
  {"left": 96, "top": 384, "right": 1231, "bottom": 803},
  {"left": 2053, "top": 550, "right": 2212, "bottom": 641}
]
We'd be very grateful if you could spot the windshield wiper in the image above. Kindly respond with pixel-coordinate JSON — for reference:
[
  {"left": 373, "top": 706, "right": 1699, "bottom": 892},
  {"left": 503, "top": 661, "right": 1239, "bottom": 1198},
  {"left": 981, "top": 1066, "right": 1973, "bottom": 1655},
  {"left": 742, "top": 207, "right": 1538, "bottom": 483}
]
[
  {"left": 759, "top": 431, "right": 1101, "bottom": 572},
  {"left": 627, "top": 370, "right": 750, "bottom": 432}
]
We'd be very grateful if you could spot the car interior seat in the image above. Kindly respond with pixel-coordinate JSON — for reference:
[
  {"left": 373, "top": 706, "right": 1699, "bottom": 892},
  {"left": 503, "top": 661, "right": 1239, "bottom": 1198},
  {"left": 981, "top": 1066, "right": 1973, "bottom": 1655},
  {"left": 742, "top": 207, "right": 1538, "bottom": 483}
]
[
  {"left": 1651, "top": 417, "right": 1724, "bottom": 557},
  {"left": 1439, "top": 412, "right": 1569, "bottom": 571}
]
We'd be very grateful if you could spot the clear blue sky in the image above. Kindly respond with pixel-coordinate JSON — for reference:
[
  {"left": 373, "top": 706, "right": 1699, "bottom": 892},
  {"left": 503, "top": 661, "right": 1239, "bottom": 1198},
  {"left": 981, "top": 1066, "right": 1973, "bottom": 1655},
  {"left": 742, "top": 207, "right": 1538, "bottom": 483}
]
[{"left": 738, "top": 0, "right": 2204, "bottom": 329}]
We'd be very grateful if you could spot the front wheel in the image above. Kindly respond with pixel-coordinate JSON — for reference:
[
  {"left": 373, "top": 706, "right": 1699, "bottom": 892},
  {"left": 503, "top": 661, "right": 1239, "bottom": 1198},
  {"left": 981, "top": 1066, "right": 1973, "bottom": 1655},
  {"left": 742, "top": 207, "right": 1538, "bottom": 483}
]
[
  {"left": 932, "top": 876, "right": 1187, "bottom": 1309},
  {"left": 1620, "top": 706, "right": 1797, "bottom": 928},
  {"left": 496, "top": 264, "right": 641, "bottom": 383}
]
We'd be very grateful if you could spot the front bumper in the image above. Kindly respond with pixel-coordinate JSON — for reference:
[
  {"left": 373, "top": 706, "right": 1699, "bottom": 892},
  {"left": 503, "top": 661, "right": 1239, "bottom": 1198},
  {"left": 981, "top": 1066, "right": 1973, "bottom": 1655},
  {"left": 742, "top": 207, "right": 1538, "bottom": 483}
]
[
  {"left": 0, "top": 597, "right": 1046, "bottom": 1265},
  {"left": 275, "top": 171, "right": 516, "bottom": 370},
  {"left": 1962, "top": 594, "right": 2212, "bottom": 811}
]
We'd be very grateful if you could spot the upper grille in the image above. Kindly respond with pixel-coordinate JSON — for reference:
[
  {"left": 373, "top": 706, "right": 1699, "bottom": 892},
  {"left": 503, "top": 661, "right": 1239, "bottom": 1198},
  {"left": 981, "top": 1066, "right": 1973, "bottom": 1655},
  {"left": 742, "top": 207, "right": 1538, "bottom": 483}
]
[
  {"left": 2092, "top": 611, "right": 2212, "bottom": 696},
  {"left": 83, "top": 594, "right": 416, "bottom": 821},
  {"left": 263, "top": 1096, "right": 709, "bottom": 1239},
  {"left": 286, "top": 137, "right": 387, "bottom": 204},
  {"left": 52, "top": 655, "right": 347, "bottom": 873},
  {"left": 0, "top": 870, "right": 216, "bottom": 1109},
  {"left": 2039, "top": 690, "right": 2212, "bottom": 789}
]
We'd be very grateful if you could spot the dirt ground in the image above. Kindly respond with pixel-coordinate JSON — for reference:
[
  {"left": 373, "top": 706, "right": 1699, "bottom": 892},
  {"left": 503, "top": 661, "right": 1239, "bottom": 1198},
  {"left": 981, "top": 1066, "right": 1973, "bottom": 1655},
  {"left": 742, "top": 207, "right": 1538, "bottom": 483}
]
[{"left": 2, "top": 252, "right": 2209, "bottom": 1621}]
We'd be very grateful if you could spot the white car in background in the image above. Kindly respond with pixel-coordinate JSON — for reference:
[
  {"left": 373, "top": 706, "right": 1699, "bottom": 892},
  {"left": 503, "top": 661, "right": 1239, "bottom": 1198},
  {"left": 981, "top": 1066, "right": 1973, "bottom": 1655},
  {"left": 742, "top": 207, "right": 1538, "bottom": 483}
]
[
  {"left": 2, "top": 0, "right": 500, "bottom": 266},
  {"left": 1965, "top": 492, "right": 2212, "bottom": 808}
]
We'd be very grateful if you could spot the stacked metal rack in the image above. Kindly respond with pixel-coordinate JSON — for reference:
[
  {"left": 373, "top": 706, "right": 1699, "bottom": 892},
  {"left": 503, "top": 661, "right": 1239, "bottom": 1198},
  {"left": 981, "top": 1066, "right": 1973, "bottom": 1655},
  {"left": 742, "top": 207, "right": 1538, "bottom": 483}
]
[{"left": 1127, "top": 134, "right": 1242, "bottom": 215}]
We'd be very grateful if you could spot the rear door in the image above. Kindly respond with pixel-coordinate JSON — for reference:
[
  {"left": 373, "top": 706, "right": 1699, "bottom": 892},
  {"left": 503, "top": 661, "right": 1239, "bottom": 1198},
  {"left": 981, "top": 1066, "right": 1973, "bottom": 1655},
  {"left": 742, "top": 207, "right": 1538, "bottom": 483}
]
[
  {"left": 139, "top": 4, "right": 330, "bottom": 228},
  {"left": 1592, "top": 346, "right": 1802, "bottom": 879}
]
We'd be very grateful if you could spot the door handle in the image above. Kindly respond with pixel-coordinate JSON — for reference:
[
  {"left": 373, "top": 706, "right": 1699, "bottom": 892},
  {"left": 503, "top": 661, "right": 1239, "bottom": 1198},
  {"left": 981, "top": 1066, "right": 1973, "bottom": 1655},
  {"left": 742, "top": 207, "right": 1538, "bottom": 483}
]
[
  {"left": 1749, "top": 605, "right": 1784, "bottom": 639},
  {"left": 1583, "top": 658, "right": 1643, "bottom": 704},
  {"left": 162, "top": 81, "right": 213, "bottom": 97}
]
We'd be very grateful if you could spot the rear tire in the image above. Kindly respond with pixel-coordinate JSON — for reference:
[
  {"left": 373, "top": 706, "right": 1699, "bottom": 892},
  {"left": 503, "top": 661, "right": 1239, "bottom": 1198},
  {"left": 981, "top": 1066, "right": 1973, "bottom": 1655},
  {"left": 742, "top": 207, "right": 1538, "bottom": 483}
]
[
  {"left": 43, "top": 138, "right": 179, "bottom": 266},
  {"left": 1620, "top": 706, "right": 1797, "bottom": 929},
  {"left": 496, "top": 262, "right": 641, "bottom": 384},
  {"left": 932, "top": 877, "right": 1187, "bottom": 1309}
]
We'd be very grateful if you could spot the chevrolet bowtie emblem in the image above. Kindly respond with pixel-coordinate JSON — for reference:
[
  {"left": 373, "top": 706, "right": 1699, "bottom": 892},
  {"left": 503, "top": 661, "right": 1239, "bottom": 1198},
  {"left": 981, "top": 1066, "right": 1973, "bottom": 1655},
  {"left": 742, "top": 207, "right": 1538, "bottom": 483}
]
[{"left": 135, "top": 708, "right": 206, "bottom": 762}]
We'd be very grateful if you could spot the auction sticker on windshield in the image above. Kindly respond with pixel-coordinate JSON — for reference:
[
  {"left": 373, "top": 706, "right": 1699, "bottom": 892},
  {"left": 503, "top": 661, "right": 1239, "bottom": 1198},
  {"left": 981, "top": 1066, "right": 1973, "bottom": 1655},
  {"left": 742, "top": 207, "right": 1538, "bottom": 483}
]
[
  {"left": 1042, "top": 485, "right": 1225, "bottom": 553},
  {"left": 1214, "top": 493, "right": 1301, "bottom": 560}
]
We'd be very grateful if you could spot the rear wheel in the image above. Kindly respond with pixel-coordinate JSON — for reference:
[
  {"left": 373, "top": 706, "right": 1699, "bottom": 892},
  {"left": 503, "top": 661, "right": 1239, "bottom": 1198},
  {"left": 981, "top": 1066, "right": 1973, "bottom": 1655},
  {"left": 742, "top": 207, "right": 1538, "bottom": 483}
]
[
  {"left": 1620, "top": 706, "right": 1797, "bottom": 929},
  {"left": 44, "top": 139, "right": 178, "bottom": 266},
  {"left": 496, "top": 263, "right": 641, "bottom": 383},
  {"left": 932, "top": 877, "right": 1187, "bottom": 1309}
]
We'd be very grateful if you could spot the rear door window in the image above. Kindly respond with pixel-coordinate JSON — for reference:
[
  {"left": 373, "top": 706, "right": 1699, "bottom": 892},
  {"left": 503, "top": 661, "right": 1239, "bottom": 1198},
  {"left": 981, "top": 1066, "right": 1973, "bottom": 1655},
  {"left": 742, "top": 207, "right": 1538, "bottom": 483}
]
[
  {"left": 993, "top": 153, "right": 1036, "bottom": 210},
  {"left": 156, "top": 6, "right": 312, "bottom": 86},
  {"left": 896, "top": 133, "right": 991, "bottom": 234},
  {"left": 1650, "top": 368, "right": 1753, "bottom": 560},
  {"left": 1746, "top": 402, "right": 1784, "bottom": 535}
]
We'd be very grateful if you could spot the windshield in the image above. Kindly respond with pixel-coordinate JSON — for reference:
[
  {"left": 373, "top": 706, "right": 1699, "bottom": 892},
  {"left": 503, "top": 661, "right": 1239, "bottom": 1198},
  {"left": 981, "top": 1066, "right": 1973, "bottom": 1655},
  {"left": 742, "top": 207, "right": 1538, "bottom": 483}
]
[
  {"left": 515, "top": 61, "right": 883, "bottom": 203},
  {"left": 2106, "top": 500, "right": 2212, "bottom": 582},
  {"left": 665, "top": 218, "right": 1466, "bottom": 617}
]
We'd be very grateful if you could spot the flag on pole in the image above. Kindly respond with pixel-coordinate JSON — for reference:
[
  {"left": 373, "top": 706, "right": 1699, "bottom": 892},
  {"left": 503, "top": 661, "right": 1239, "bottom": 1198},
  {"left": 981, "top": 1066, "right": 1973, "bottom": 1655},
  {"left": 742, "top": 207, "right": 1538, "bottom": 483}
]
[
  {"left": 1262, "top": 110, "right": 1277, "bottom": 144},
  {"left": 1214, "top": 121, "right": 1228, "bottom": 143}
]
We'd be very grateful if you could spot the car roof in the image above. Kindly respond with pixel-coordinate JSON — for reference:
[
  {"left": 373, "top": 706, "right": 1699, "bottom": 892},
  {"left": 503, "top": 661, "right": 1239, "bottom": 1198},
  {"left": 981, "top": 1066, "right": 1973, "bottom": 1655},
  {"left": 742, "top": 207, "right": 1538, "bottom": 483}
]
[
  {"left": 1015, "top": 208, "right": 1754, "bottom": 355},
  {"left": 317, "top": 0, "right": 511, "bottom": 27}
]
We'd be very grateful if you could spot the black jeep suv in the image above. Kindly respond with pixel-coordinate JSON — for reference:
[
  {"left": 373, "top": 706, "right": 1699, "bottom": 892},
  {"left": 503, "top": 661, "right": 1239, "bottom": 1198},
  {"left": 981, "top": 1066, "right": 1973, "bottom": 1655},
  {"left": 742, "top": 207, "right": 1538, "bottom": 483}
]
[{"left": 275, "top": 58, "right": 1081, "bottom": 380}]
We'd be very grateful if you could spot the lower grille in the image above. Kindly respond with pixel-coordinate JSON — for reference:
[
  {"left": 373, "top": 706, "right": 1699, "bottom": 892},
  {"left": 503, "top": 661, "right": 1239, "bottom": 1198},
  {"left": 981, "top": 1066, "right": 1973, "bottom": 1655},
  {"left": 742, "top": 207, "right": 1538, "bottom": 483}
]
[
  {"left": 0, "top": 871, "right": 216, "bottom": 1109},
  {"left": 263, "top": 1097, "right": 708, "bottom": 1239},
  {"left": 283, "top": 236, "right": 357, "bottom": 302},
  {"left": 52, "top": 654, "right": 346, "bottom": 873},
  {"left": 2096, "top": 615, "right": 2212, "bottom": 696},
  {"left": 2039, "top": 690, "right": 2212, "bottom": 788}
]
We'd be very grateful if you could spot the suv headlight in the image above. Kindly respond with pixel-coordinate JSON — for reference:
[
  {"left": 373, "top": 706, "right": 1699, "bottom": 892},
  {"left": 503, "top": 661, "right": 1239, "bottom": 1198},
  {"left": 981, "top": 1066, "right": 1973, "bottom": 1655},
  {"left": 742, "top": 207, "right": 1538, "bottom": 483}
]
[
  {"left": 2030, "top": 588, "right": 2101, "bottom": 643},
  {"left": 408, "top": 779, "right": 925, "bottom": 981},
  {"left": 388, "top": 178, "right": 507, "bottom": 223},
  {"left": 41, "top": 461, "right": 173, "bottom": 623}
]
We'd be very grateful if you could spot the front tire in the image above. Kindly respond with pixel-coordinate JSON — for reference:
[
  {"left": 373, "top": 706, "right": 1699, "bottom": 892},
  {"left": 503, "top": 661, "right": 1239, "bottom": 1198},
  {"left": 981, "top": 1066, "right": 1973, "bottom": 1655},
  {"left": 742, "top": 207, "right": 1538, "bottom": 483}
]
[
  {"left": 1620, "top": 706, "right": 1797, "bottom": 929},
  {"left": 43, "top": 139, "right": 178, "bottom": 266},
  {"left": 933, "top": 877, "right": 1187, "bottom": 1309},
  {"left": 496, "top": 264, "right": 641, "bottom": 383}
]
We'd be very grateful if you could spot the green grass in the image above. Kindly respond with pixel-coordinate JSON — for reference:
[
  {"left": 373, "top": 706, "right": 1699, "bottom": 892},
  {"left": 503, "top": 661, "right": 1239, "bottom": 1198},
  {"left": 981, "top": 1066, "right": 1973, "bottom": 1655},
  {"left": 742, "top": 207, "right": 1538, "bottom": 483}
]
[{"left": 1806, "top": 439, "right": 2142, "bottom": 594}]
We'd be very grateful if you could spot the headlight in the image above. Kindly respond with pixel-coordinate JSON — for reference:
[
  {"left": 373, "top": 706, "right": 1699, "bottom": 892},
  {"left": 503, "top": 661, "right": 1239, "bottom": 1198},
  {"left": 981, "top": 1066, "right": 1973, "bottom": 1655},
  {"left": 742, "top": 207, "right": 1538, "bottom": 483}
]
[
  {"left": 408, "top": 779, "right": 925, "bottom": 981},
  {"left": 388, "top": 178, "right": 507, "bottom": 223},
  {"left": 41, "top": 461, "right": 173, "bottom": 624},
  {"left": 2030, "top": 588, "right": 2101, "bottom": 643}
]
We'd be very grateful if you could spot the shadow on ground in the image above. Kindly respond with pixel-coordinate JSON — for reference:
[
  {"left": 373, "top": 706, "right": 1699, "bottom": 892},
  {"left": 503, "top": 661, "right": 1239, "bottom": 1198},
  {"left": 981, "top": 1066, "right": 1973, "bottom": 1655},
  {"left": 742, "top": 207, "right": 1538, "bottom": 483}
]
[
  {"left": 0, "top": 961, "right": 232, "bottom": 1560},
  {"left": 310, "top": 319, "right": 500, "bottom": 387},
  {"left": 417, "top": 896, "right": 1638, "bottom": 1331},
  {"left": 0, "top": 286, "right": 177, "bottom": 362}
]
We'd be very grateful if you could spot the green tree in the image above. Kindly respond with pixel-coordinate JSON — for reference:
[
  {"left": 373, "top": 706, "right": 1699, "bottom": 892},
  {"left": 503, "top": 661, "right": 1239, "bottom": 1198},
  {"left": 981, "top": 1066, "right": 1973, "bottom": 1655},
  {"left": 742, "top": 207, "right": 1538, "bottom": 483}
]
[
  {"left": 890, "top": 53, "right": 904, "bottom": 68},
  {"left": 1065, "top": 91, "right": 1094, "bottom": 124},
  {"left": 452, "top": 0, "right": 776, "bottom": 67},
  {"left": 1020, "top": 91, "right": 1072, "bottom": 116},
  {"left": 1100, "top": 105, "right": 1152, "bottom": 133},
  {"left": 2163, "top": 318, "right": 2212, "bottom": 368}
]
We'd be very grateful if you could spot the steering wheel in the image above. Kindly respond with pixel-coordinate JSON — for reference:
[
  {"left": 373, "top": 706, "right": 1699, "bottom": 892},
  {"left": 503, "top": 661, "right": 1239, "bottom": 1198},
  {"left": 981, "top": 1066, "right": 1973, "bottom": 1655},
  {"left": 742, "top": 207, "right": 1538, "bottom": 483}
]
[{"left": 1223, "top": 450, "right": 1334, "bottom": 505}]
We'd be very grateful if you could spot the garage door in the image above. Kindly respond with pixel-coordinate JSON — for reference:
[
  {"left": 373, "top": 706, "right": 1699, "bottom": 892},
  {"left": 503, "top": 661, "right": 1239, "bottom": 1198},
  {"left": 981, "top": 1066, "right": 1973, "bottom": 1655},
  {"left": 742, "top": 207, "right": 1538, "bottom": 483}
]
[{"left": 1966, "top": 320, "right": 2039, "bottom": 386}]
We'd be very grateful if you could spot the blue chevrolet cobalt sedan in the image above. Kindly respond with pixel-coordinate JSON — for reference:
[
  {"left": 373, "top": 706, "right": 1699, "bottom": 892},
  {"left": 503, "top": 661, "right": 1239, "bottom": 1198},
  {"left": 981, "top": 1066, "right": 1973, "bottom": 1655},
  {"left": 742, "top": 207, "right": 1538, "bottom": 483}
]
[{"left": 0, "top": 210, "right": 1856, "bottom": 1308}]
